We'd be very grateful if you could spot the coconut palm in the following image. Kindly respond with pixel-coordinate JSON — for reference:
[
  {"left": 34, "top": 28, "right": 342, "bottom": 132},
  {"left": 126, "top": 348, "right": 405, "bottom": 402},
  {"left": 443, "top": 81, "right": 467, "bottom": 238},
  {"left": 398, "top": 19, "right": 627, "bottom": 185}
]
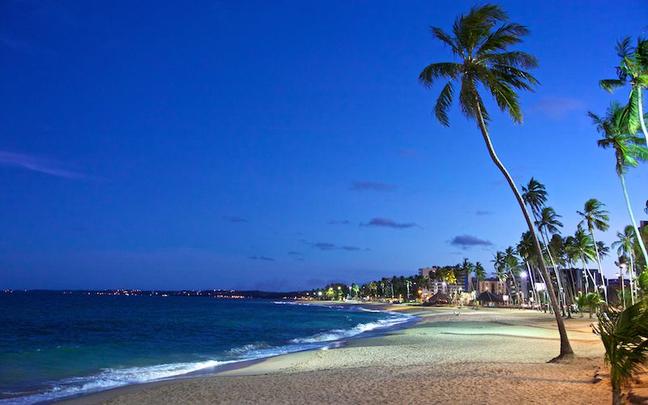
[
  {"left": 474, "top": 261, "right": 486, "bottom": 293},
  {"left": 504, "top": 246, "right": 522, "bottom": 304},
  {"left": 419, "top": 4, "right": 572, "bottom": 358},
  {"left": 522, "top": 178, "right": 548, "bottom": 219},
  {"left": 591, "top": 102, "right": 648, "bottom": 267},
  {"left": 578, "top": 199, "right": 610, "bottom": 302},
  {"left": 600, "top": 37, "right": 648, "bottom": 144},
  {"left": 518, "top": 231, "right": 542, "bottom": 306},
  {"left": 461, "top": 258, "right": 475, "bottom": 291},
  {"left": 594, "top": 300, "right": 648, "bottom": 405},
  {"left": 571, "top": 227, "right": 598, "bottom": 294},
  {"left": 613, "top": 226, "right": 638, "bottom": 303},
  {"left": 563, "top": 236, "right": 582, "bottom": 296},
  {"left": 522, "top": 180, "right": 563, "bottom": 308},
  {"left": 535, "top": 207, "right": 567, "bottom": 313}
]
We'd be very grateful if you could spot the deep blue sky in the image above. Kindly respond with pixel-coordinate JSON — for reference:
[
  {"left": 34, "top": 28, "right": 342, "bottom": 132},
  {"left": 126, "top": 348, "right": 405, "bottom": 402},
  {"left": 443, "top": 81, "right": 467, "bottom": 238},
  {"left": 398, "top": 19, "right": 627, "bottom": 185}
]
[{"left": 1, "top": 0, "right": 647, "bottom": 290}]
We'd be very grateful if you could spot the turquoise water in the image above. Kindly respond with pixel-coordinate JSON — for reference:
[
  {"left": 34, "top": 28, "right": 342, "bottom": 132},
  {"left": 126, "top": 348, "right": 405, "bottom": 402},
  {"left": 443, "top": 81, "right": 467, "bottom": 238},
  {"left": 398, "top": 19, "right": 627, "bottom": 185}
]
[{"left": 0, "top": 293, "right": 413, "bottom": 403}]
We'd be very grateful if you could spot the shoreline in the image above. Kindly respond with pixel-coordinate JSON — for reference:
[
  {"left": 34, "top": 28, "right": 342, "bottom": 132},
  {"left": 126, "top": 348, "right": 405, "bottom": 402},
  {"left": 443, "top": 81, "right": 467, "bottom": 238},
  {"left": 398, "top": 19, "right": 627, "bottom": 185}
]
[
  {"left": 61, "top": 305, "right": 614, "bottom": 404},
  {"left": 42, "top": 301, "right": 414, "bottom": 404}
]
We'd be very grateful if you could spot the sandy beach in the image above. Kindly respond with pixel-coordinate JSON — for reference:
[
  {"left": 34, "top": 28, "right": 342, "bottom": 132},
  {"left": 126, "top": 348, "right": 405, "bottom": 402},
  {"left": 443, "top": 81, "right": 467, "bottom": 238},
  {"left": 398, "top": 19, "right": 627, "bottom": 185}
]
[{"left": 62, "top": 305, "right": 628, "bottom": 405}]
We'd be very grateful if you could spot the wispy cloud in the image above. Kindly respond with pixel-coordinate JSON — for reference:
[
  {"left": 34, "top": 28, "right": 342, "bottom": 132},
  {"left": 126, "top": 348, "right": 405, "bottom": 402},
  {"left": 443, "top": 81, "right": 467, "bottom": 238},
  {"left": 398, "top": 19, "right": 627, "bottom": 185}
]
[
  {"left": 303, "top": 240, "right": 369, "bottom": 252},
  {"left": 0, "top": 150, "right": 87, "bottom": 179},
  {"left": 223, "top": 216, "right": 248, "bottom": 223},
  {"left": 475, "top": 210, "right": 492, "bottom": 216},
  {"left": 248, "top": 256, "right": 275, "bottom": 261},
  {"left": 362, "top": 217, "right": 419, "bottom": 229},
  {"left": 327, "top": 219, "right": 351, "bottom": 225},
  {"left": 449, "top": 235, "right": 493, "bottom": 249},
  {"left": 532, "top": 97, "right": 585, "bottom": 120},
  {"left": 350, "top": 181, "right": 396, "bottom": 192},
  {"left": 287, "top": 251, "right": 303, "bottom": 256}
]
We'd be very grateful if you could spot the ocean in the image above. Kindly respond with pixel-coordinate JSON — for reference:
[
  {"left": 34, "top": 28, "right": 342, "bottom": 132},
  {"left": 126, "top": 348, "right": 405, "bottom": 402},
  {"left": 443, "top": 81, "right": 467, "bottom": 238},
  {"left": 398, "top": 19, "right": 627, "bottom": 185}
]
[{"left": 0, "top": 293, "right": 414, "bottom": 404}]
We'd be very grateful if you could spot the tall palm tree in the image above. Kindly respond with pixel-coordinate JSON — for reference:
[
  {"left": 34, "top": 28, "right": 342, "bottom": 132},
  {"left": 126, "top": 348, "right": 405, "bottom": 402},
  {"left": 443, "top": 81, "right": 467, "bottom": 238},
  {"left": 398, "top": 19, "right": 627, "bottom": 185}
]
[
  {"left": 461, "top": 258, "right": 474, "bottom": 291},
  {"left": 418, "top": 4, "right": 573, "bottom": 358},
  {"left": 600, "top": 37, "right": 648, "bottom": 144},
  {"left": 572, "top": 227, "right": 598, "bottom": 294},
  {"left": 493, "top": 251, "right": 510, "bottom": 297},
  {"left": 612, "top": 225, "right": 638, "bottom": 303},
  {"left": 536, "top": 207, "right": 566, "bottom": 313},
  {"left": 578, "top": 198, "right": 610, "bottom": 303},
  {"left": 522, "top": 178, "right": 548, "bottom": 219},
  {"left": 563, "top": 236, "right": 582, "bottom": 296},
  {"left": 548, "top": 234, "right": 574, "bottom": 316},
  {"left": 504, "top": 246, "right": 522, "bottom": 304},
  {"left": 474, "top": 261, "right": 486, "bottom": 293},
  {"left": 518, "top": 231, "right": 542, "bottom": 307},
  {"left": 591, "top": 102, "right": 648, "bottom": 267}
]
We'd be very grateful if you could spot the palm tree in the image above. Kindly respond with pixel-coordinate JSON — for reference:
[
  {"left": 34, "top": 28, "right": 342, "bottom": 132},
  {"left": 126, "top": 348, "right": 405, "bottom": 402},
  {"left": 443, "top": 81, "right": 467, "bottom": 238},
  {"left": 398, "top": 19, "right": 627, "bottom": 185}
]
[
  {"left": 613, "top": 226, "right": 638, "bottom": 304},
  {"left": 591, "top": 102, "right": 648, "bottom": 267},
  {"left": 594, "top": 300, "right": 648, "bottom": 405},
  {"left": 418, "top": 4, "right": 573, "bottom": 359},
  {"left": 536, "top": 207, "right": 567, "bottom": 313},
  {"left": 578, "top": 198, "right": 610, "bottom": 303},
  {"left": 493, "top": 251, "right": 509, "bottom": 297},
  {"left": 522, "top": 178, "right": 548, "bottom": 219},
  {"left": 572, "top": 227, "right": 598, "bottom": 294},
  {"left": 474, "top": 261, "right": 486, "bottom": 293},
  {"left": 518, "top": 231, "right": 542, "bottom": 307},
  {"left": 600, "top": 37, "right": 648, "bottom": 144},
  {"left": 504, "top": 246, "right": 522, "bottom": 304},
  {"left": 460, "top": 258, "right": 474, "bottom": 291}
]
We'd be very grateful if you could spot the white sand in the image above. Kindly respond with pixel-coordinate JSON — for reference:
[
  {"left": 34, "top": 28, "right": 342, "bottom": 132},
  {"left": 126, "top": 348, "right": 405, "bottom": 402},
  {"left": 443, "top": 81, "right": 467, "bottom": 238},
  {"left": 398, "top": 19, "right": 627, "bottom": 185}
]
[{"left": 66, "top": 306, "right": 621, "bottom": 405}]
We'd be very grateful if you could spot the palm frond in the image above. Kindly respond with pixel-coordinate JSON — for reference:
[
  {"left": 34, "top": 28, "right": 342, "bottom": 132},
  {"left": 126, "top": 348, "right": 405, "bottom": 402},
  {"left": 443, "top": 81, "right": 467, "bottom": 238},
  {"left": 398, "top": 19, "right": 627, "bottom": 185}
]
[
  {"left": 418, "top": 62, "right": 460, "bottom": 87},
  {"left": 600, "top": 79, "right": 625, "bottom": 92},
  {"left": 476, "top": 23, "right": 528, "bottom": 55},
  {"left": 453, "top": 4, "right": 507, "bottom": 52},
  {"left": 616, "top": 37, "right": 632, "bottom": 59},
  {"left": 481, "top": 51, "right": 538, "bottom": 69},
  {"left": 434, "top": 81, "right": 454, "bottom": 126},
  {"left": 430, "top": 27, "right": 462, "bottom": 56},
  {"left": 626, "top": 88, "right": 641, "bottom": 134}
]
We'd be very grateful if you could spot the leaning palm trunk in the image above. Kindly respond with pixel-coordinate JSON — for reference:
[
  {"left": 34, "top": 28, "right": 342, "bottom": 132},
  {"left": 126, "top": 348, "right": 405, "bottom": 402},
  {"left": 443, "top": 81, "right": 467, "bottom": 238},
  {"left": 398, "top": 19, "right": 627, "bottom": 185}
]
[
  {"left": 583, "top": 257, "right": 599, "bottom": 294},
  {"left": 509, "top": 270, "right": 521, "bottom": 305},
  {"left": 525, "top": 261, "right": 540, "bottom": 308},
  {"left": 619, "top": 174, "right": 648, "bottom": 267},
  {"left": 541, "top": 230, "right": 567, "bottom": 315},
  {"left": 475, "top": 102, "right": 573, "bottom": 358},
  {"left": 590, "top": 229, "right": 608, "bottom": 303}
]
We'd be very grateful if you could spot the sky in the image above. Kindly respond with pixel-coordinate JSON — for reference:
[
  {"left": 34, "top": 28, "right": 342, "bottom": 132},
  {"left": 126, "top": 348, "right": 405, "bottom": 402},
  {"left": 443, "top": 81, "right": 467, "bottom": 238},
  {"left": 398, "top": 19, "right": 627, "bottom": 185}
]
[{"left": 1, "top": 0, "right": 647, "bottom": 291}]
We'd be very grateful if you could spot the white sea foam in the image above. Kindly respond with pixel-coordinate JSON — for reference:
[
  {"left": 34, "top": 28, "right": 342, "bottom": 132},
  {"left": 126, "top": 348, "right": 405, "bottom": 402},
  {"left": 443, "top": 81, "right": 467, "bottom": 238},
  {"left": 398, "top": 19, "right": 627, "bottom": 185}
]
[
  {"left": 0, "top": 360, "right": 230, "bottom": 405},
  {"left": 290, "top": 313, "right": 413, "bottom": 344},
  {"left": 2, "top": 305, "right": 415, "bottom": 404}
]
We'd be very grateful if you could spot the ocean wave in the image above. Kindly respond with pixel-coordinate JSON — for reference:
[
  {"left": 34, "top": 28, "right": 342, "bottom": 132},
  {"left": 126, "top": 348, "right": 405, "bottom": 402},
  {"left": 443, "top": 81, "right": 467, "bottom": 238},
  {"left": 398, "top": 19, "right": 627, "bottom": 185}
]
[
  {"left": 3, "top": 305, "right": 415, "bottom": 404},
  {"left": 289, "top": 313, "right": 413, "bottom": 344},
  {"left": 0, "top": 360, "right": 230, "bottom": 405}
]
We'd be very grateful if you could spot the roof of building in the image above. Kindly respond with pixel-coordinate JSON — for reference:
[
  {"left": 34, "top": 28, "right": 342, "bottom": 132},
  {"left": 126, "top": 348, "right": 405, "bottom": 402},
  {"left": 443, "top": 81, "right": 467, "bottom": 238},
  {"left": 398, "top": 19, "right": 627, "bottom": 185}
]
[{"left": 477, "top": 291, "right": 503, "bottom": 302}]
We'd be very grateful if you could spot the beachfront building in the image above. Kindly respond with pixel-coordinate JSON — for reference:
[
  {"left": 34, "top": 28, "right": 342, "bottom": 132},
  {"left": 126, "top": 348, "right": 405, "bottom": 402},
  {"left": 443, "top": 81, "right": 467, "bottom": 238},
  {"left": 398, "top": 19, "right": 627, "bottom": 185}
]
[
  {"left": 561, "top": 267, "right": 604, "bottom": 296},
  {"left": 477, "top": 278, "right": 506, "bottom": 295},
  {"left": 418, "top": 266, "right": 440, "bottom": 279},
  {"left": 420, "top": 281, "right": 463, "bottom": 303}
]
